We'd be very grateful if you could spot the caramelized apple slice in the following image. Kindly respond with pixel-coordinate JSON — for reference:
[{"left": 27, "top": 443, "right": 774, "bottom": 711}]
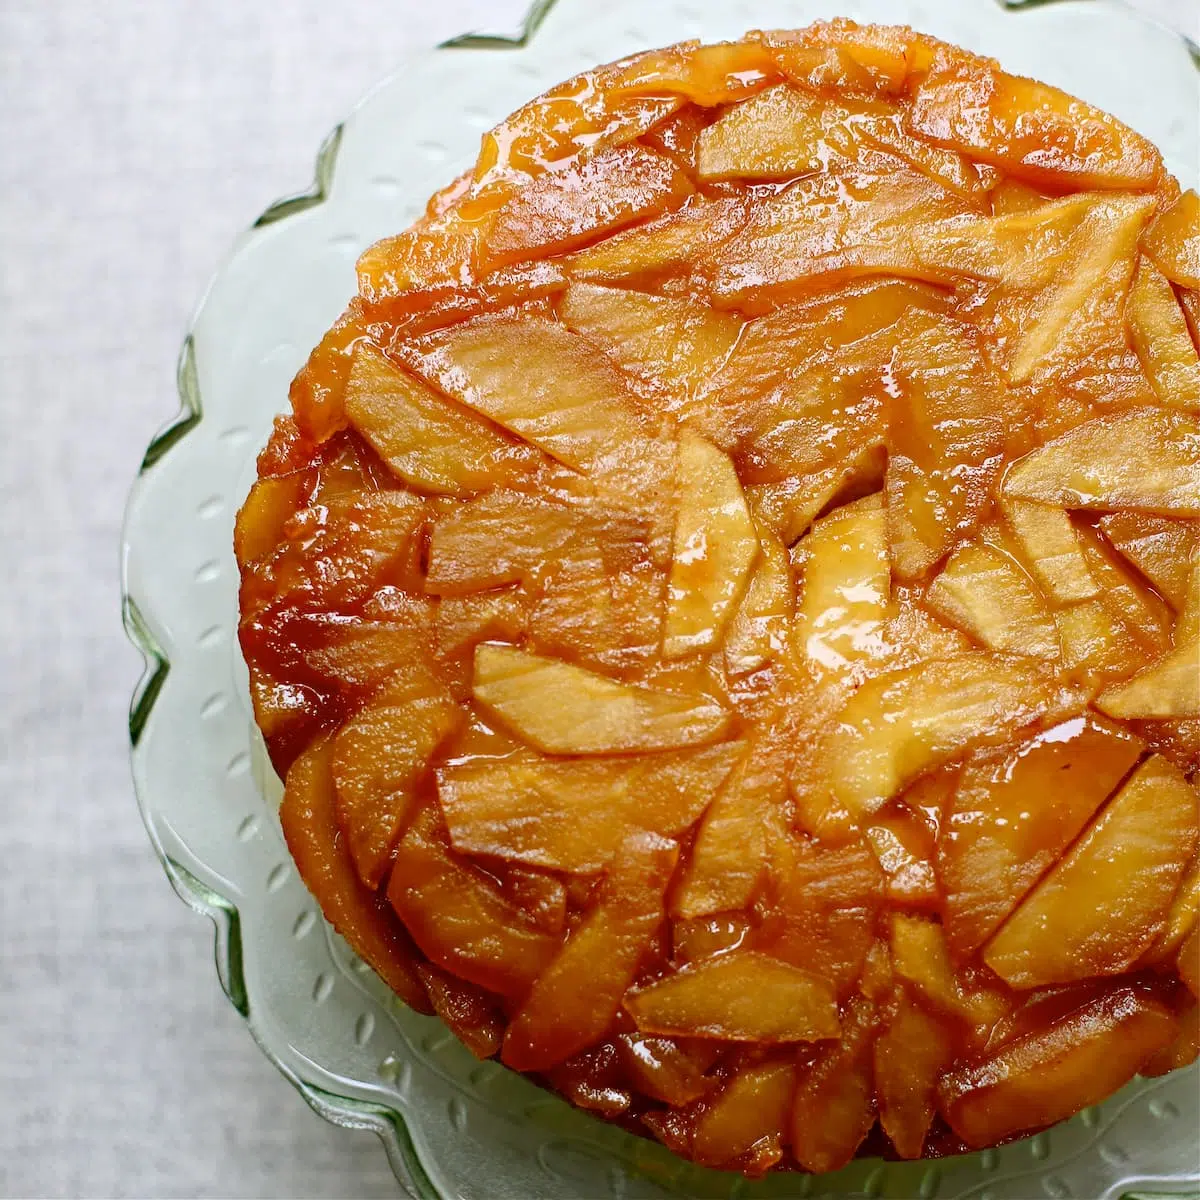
[
  {"left": 1181, "top": 923, "right": 1200, "bottom": 998},
  {"left": 565, "top": 196, "right": 750, "bottom": 288},
  {"left": 925, "top": 540, "right": 1060, "bottom": 660},
  {"left": 698, "top": 83, "right": 982, "bottom": 201},
  {"left": 387, "top": 807, "right": 558, "bottom": 997},
  {"left": 698, "top": 165, "right": 972, "bottom": 309},
  {"left": 1074, "top": 522, "right": 1173, "bottom": 655},
  {"left": 332, "top": 669, "right": 463, "bottom": 888},
  {"left": 672, "top": 738, "right": 786, "bottom": 919},
  {"left": 1004, "top": 193, "right": 1153, "bottom": 386},
  {"left": 1053, "top": 598, "right": 1147, "bottom": 693},
  {"left": 723, "top": 526, "right": 794, "bottom": 675},
  {"left": 234, "top": 471, "right": 315, "bottom": 566},
  {"left": 790, "top": 995, "right": 876, "bottom": 1174},
  {"left": 755, "top": 835, "right": 884, "bottom": 996},
  {"left": 692, "top": 1059, "right": 796, "bottom": 1172},
  {"left": 611, "top": 40, "right": 783, "bottom": 107},
  {"left": 1142, "top": 1000, "right": 1200, "bottom": 1077},
  {"left": 1129, "top": 257, "right": 1200, "bottom": 410},
  {"left": 1003, "top": 499, "right": 1098, "bottom": 605},
  {"left": 866, "top": 813, "right": 939, "bottom": 912},
  {"left": 909, "top": 53, "right": 1163, "bottom": 190},
  {"left": 616, "top": 1034, "right": 714, "bottom": 1107},
  {"left": 410, "top": 317, "right": 642, "bottom": 471},
  {"left": 343, "top": 344, "right": 531, "bottom": 495},
  {"left": 938, "top": 986, "right": 1178, "bottom": 1148},
  {"left": 1002, "top": 408, "right": 1200, "bottom": 517},
  {"left": 885, "top": 314, "right": 1007, "bottom": 577},
  {"left": 757, "top": 21, "right": 923, "bottom": 98},
  {"left": 481, "top": 144, "right": 694, "bottom": 270},
  {"left": 503, "top": 832, "right": 678, "bottom": 1071},
  {"left": 472, "top": 644, "right": 731, "bottom": 753},
  {"left": 1144, "top": 854, "right": 1200, "bottom": 964},
  {"left": 558, "top": 283, "right": 742, "bottom": 414},
  {"left": 791, "top": 493, "right": 890, "bottom": 676},
  {"left": 984, "top": 755, "right": 1200, "bottom": 988},
  {"left": 625, "top": 950, "right": 839, "bottom": 1042},
  {"left": 1097, "top": 635, "right": 1200, "bottom": 718},
  {"left": 436, "top": 588, "right": 529, "bottom": 661},
  {"left": 939, "top": 717, "right": 1143, "bottom": 959},
  {"left": 672, "top": 914, "right": 752, "bottom": 963},
  {"left": 529, "top": 558, "right": 666, "bottom": 671},
  {"left": 280, "top": 736, "right": 430, "bottom": 1014},
  {"left": 1098, "top": 511, "right": 1200, "bottom": 610},
  {"left": 415, "top": 963, "right": 505, "bottom": 1060},
  {"left": 890, "top": 915, "right": 1011, "bottom": 1027},
  {"left": 794, "top": 653, "right": 1071, "bottom": 827},
  {"left": 1143, "top": 189, "right": 1200, "bottom": 289},
  {"left": 745, "top": 443, "right": 887, "bottom": 547},
  {"left": 438, "top": 743, "right": 742, "bottom": 874},
  {"left": 875, "top": 987, "right": 954, "bottom": 1159},
  {"left": 663, "top": 431, "right": 760, "bottom": 658}
]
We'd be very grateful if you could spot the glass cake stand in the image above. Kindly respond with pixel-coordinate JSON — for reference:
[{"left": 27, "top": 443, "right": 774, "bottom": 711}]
[{"left": 121, "top": 0, "right": 1200, "bottom": 1194}]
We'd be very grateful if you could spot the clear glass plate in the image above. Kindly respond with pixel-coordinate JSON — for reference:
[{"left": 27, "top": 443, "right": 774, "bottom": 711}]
[{"left": 121, "top": 1, "right": 1200, "bottom": 1195}]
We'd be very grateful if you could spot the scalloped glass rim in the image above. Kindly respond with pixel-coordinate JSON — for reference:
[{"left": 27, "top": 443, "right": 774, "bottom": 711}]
[{"left": 121, "top": 1, "right": 1200, "bottom": 1197}]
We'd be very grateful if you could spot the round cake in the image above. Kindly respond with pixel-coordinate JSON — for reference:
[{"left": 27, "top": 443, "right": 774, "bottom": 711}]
[{"left": 235, "top": 21, "right": 1200, "bottom": 1176}]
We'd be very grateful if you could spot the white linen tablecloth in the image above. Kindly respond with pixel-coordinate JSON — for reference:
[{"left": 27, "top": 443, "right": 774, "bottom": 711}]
[{"left": 0, "top": 1, "right": 1193, "bottom": 1197}]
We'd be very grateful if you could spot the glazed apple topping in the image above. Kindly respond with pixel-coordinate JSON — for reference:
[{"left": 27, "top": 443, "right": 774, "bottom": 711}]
[{"left": 238, "top": 21, "right": 1200, "bottom": 1177}]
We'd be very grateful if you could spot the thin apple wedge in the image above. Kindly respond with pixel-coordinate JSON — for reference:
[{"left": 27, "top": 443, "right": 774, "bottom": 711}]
[
  {"left": 415, "top": 963, "right": 505, "bottom": 1060},
  {"left": 723, "top": 525, "right": 794, "bottom": 675},
  {"left": 663, "top": 431, "right": 760, "bottom": 659},
  {"left": 1143, "top": 188, "right": 1200, "bottom": 289},
  {"left": 866, "top": 813, "right": 940, "bottom": 912},
  {"left": 984, "top": 755, "right": 1200, "bottom": 988},
  {"left": 756, "top": 835, "right": 884, "bottom": 996},
  {"left": 564, "top": 196, "right": 751, "bottom": 289},
  {"left": 697, "top": 164, "right": 973, "bottom": 309},
  {"left": 1074, "top": 522, "right": 1174, "bottom": 655},
  {"left": 480, "top": 144, "right": 695, "bottom": 271},
  {"left": 343, "top": 344, "right": 534, "bottom": 495},
  {"left": 925, "top": 540, "right": 1060, "bottom": 660},
  {"left": 938, "top": 986, "right": 1178, "bottom": 1148},
  {"left": 616, "top": 1034, "right": 714, "bottom": 1107},
  {"left": 791, "top": 493, "right": 890, "bottom": 677},
  {"left": 332, "top": 670, "right": 463, "bottom": 888},
  {"left": 503, "top": 832, "right": 678, "bottom": 1071},
  {"left": 611, "top": 41, "right": 783, "bottom": 107},
  {"left": 1002, "top": 408, "right": 1200, "bottom": 517},
  {"left": 790, "top": 995, "right": 876, "bottom": 1174},
  {"left": 671, "top": 737, "right": 786, "bottom": 918},
  {"left": 1098, "top": 511, "right": 1200, "bottom": 611},
  {"left": 874, "top": 986, "right": 954, "bottom": 1159},
  {"left": 280, "top": 736, "right": 431, "bottom": 1014},
  {"left": 387, "top": 807, "right": 559, "bottom": 997},
  {"left": 1053, "top": 598, "right": 1148, "bottom": 693},
  {"left": 692, "top": 1059, "right": 795, "bottom": 1172},
  {"left": 234, "top": 470, "right": 315, "bottom": 566},
  {"left": 1129, "top": 257, "right": 1200, "bottom": 410},
  {"left": 1142, "top": 1000, "right": 1199, "bottom": 1077},
  {"left": 939, "top": 717, "right": 1144, "bottom": 959},
  {"left": 472, "top": 644, "right": 732, "bottom": 753},
  {"left": 794, "top": 653, "right": 1073, "bottom": 827},
  {"left": 625, "top": 950, "right": 839, "bottom": 1042},
  {"left": 890, "top": 914, "right": 1011, "bottom": 1028},
  {"left": 909, "top": 53, "right": 1163, "bottom": 191},
  {"left": 438, "top": 743, "right": 742, "bottom": 873},
  {"left": 885, "top": 314, "right": 1007, "bottom": 577},
  {"left": 558, "top": 283, "right": 742, "bottom": 416},
  {"left": 1098, "top": 552, "right": 1198, "bottom": 718},
  {"left": 1003, "top": 499, "right": 1098, "bottom": 605},
  {"left": 409, "top": 317, "right": 643, "bottom": 471},
  {"left": 528, "top": 558, "right": 666, "bottom": 672}
]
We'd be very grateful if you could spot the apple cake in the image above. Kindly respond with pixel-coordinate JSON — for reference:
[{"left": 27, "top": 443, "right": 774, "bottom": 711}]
[{"left": 235, "top": 21, "right": 1200, "bottom": 1175}]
